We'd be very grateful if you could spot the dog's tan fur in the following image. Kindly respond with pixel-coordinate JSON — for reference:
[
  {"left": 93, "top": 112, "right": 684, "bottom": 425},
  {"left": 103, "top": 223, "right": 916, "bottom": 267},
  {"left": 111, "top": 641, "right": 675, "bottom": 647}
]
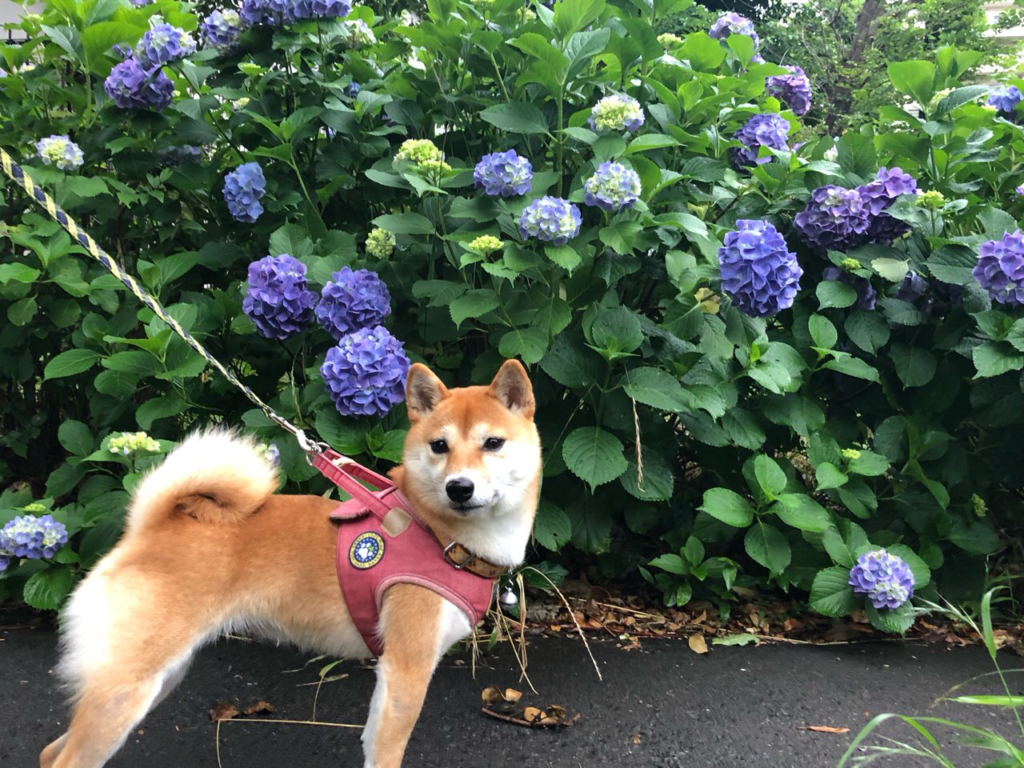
[{"left": 41, "top": 360, "right": 540, "bottom": 768}]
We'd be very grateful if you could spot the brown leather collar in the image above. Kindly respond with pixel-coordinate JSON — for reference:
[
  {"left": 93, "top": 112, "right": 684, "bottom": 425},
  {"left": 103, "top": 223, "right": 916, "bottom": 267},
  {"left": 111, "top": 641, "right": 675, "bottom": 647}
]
[{"left": 430, "top": 529, "right": 508, "bottom": 580}]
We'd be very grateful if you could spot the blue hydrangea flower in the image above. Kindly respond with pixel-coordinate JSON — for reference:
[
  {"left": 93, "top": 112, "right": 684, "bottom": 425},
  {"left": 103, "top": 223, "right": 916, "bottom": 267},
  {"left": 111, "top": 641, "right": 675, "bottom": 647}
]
[
  {"left": 35, "top": 135, "right": 84, "bottom": 171},
  {"left": 849, "top": 549, "right": 916, "bottom": 610},
  {"left": 316, "top": 267, "right": 392, "bottom": 341},
  {"left": 895, "top": 271, "right": 929, "bottom": 304},
  {"left": 0, "top": 555, "right": 8, "bottom": 572},
  {"left": 201, "top": 10, "right": 244, "bottom": 51},
  {"left": 709, "top": 12, "right": 759, "bottom": 50},
  {"left": 1017, "top": 184, "right": 1024, "bottom": 197},
  {"left": 794, "top": 185, "right": 872, "bottom": 253},
  {"left": 104, "top": 59, "right": 175, "bottom": 111},
  {"left": 242, "top": 254, "right": 318, "bottom": 339},
  {"left": 300, "top": 0, "right": 353, "bottom": 18},
  {"left": 474, "top": 150, "right": 533, "bottom": 198},
  {"left": 0, "top": 515, "right": 68, "bottom": 560},
  {"left": 223, "top": 162, "right": 266, "bottom": 223},
  {"left": 588, "top": 94, "right": 645, "bottom": 132},
  {"left": 135, "top": 21, "right": 196, "bottom": 68},
  {"left": 974, "top": 230, "right": 1024, "bottom": 306},
  {"left": 823, "top": 265, "right": 876, "bottom": 310},
  {"left": 988, "top": 85, "right": 1022, "bottom": 116},
  {"left": 583, "top": 161, "right": 641, "bottom": 212},
  {"left": 265, "top": 443, "right": 280, "bottom": 466},
  {"left": 130, "top": 0, "right": 153, "bottom": 6},
  {"left": 856, "top": 166, "right": 918, "bottom": 243},
  {"left": 730, "top": 113, "right": 790, "bottom": 169},
  {"left": 518, "top": 196, "right": 582, "bottom": 245},
  {"left": 344, "top": 81, "right": 361, "bottom": 98},
  {"left": 111, "top": 44, "right": 132, "bottom": 60},
  {"left": 718, "top": 220, "right": 802, "bottom": 317},
  {"left": 321, "top": 326, "right": 410, "bottom": 417},
  {"left": 767, "top": 65, "right": 812, "bottom": 116}
]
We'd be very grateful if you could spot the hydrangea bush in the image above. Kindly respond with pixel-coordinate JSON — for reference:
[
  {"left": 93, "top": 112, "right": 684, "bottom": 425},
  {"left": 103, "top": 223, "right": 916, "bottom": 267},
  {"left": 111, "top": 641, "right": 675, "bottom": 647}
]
[{"left": 0, "top": 1, "right": 1020, "bottom": 632}]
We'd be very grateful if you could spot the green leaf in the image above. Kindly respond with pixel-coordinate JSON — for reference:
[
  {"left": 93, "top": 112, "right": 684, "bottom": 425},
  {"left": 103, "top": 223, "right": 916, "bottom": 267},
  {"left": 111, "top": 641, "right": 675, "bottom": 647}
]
[
  {"left": 871, "top": 257, "right": 909, "bottom": 283},
  {"left": 815, "top": 462, "right": 848, "bottom": 491},
  {"left": 315, "top": 409, "right": 368, "bottom": 456},
  {"left": 887, "top": 544, "right": 932, "bottom": 589},
  {"left": 698, "top": 488, "right": 754, "bottom": 527},
  {"left": 744, "top": 523, "right": 791, "bottom": 575},
  {"left": 479, "top": 102, "right": 549, "bottom": 134},
  {"left": 816, "top": 281, "right": 858, "bottom": 309},
  {"left": 81, "top": 21, "right": 144, "bottom": 65},
  {"left": 589, "top": 306, "right": 642, "bottom": 353},
  {"left": 866, "top": 602, "right": 915, "bottom": 634},
  {"left": 22, "top": 567, "right": 74, "bottom": 611},
  {"left": 498, "top": 328, "right": 549, "bottom": 365},
  {"left": 620, "top": 450, "right": 674, "bottom": 502},
  {"left": 823, "top": 356, "right": 880, "bottom": 383},
  {"left": 887, "top": 60, "right": 936, "bottom": 107},
  {"left": 712, "top": 633, "right": 759, "bottom": 647},
  {"left": 8, "top": 296, "right": 38, "bottom": 326},
  {"left": 625, "top": 134, "right": 679, "bottom": 154},
  {"left": 772, "top": 494, "right": 830, "bottom": 533},
  {"left": 973, "top": 343, "right": 1024, "bottom": 379},
  {"left": 0, "top": 263, "right": 41, "bottom": 284},
  {"left": 136, "top": 396, "right": 188, "bottom": 430},
  {"left": 553, "top": 0, "right": 606, "bottom": 39},
  {"left": 566, "top": 496, "right": 613, "bottom": 553},
  {"left": 933, "top": 85, "right": 989, "bottom": 117},
  {"left": 562, "top": 427, "right": 627, "bottom": 488},
  {"left": 754, "top": 455, "right": 787, "bottom": 498},
  {"left": 540, "top": 332, "right": 604, "bottom": 389},
  {"left": 450, "top": 289, "right": 499, "bottom": 328},
  {"left": 890, "top": 344, "right": 937, "bottom": 388},
  {"left": 58, "top": 420, "right": 93, "bottom": 456},
  {"left": 371, "top": 212, "right": 434, "bottom": 235},
  {"left": 680, "top": 31, "right": 725, "bottom": 70},
  {"left": 46, "top": 462, "right": 87, "bottom": 497},
  {"left": 44, "top": 349, "right": 102, "bottom": 380},
  {"left": 848, "top": 450, "right": 889, "bottom": 477},
  {"left": 845, "top": 310, "right": 890, "bottom": 354},
  {"left": 533, "top": 500, "right": 572, "bottom": 551},
  {"left": 648, "top": 553, "right": 688, "bottom": 575},
  {"left": 620, "top": 367, "right": 686, "bottom": 412},
  {"left": 808, "top": 314, "right": 837, "bottom": 350},
  {"left": 545, "top": 245, "right": 582, "bottom": 271},
  {"left": 809, "top": 566, "right": 859, "bottom": 617}
]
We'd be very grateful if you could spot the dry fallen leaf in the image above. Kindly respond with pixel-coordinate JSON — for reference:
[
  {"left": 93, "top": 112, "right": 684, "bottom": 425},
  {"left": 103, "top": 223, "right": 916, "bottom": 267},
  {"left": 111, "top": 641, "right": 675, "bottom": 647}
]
[
  {"left": 804, "top": 726, "right": 850, "bottom": 734},
  {"left": 688, "top": 633, "right": 709, "bottom": 654},
  {"left": 631, "top": 733, "right": 642, "bottom": 745},
  {"left": 481, "top": 686, "right": 522, "bottom": 705},
  {"left": 210, "top": 702, "right": 240, "bottom": 722},
  {"left": 242, "top": 700, "right": 275, "bottom": 716}
]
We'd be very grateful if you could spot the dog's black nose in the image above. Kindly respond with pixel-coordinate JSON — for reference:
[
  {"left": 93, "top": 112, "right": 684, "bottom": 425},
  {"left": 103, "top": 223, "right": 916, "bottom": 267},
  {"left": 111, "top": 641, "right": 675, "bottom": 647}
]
[{"left": 446, "top": 478, "right": 475, "bottom": 504}]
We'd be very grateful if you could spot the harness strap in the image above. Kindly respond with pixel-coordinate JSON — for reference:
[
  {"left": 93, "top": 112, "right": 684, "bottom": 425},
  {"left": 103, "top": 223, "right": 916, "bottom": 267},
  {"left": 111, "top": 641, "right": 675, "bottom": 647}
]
[{"left": 312, "top": 449, "right": 395, "bottom": 518}]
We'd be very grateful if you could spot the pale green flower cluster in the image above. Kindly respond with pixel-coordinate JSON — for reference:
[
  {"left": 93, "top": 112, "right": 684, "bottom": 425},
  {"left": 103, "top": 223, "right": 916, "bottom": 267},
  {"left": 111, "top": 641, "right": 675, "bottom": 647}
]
[
  {"left": 109, "top": 431, "right": 161, "bottom": 455},
  {"left": 467, "top": 235, "right": 502, "bottom": 255},
  {"left": 916, "top": 190, "right": 945, "bottom": 209},
  {"left": 20, "top": 503, "right": 47, "bottom": 513},
  {"left": 658, "top": 33, "right": 682, "bottom": 48},
  {"left": 839, "top": 257, "right": 862, "bottom": 271},
  {"left": 841, "top": 448, "right": 861, "bottom": 460},
  {"left": 395, "top": 139, "right": 451, "bottom": 174},
  {"left": 366, "top": 228, "right": 396, "bottom": 259}
]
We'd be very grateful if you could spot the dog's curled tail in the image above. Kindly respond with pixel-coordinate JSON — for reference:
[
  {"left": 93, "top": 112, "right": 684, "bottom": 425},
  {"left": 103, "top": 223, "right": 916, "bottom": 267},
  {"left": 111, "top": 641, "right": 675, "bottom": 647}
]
[{"left": 126, "top": 428, "right": 278, "bottom": 532}]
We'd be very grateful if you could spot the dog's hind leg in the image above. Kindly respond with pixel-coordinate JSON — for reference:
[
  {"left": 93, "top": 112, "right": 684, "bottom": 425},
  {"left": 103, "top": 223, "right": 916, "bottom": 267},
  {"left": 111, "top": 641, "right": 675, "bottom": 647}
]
[{"left": 363, "top": 585, "right": 472, "bottom": 768}]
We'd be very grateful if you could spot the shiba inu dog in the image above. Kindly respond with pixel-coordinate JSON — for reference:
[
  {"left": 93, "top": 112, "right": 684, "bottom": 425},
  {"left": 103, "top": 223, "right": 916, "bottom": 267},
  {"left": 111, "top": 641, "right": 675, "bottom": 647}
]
[{"left": 40, "top": 360, "right": 541, "bottom": 768}]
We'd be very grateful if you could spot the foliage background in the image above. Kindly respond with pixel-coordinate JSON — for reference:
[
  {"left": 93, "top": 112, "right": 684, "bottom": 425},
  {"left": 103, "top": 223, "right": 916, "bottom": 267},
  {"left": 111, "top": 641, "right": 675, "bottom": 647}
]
[{"left": 1, "top": 0, "right": 1023, "bottom": 629}]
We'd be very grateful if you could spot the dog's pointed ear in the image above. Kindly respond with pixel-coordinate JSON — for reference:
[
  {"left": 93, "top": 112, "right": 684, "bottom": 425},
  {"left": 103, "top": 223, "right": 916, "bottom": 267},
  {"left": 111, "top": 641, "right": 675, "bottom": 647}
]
[
  {"left": 406, "top": 364, "right": 449, "bottom": 422},
  {"left": 489, "top": 359, "right": 535, "bottom": 419}
]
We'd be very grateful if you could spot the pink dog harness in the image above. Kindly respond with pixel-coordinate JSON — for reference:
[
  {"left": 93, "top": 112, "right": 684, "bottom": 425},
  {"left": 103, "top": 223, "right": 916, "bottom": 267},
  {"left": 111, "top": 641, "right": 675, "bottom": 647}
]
[{"left": 312, "top": 449, "right": 499, "bottom": 657}]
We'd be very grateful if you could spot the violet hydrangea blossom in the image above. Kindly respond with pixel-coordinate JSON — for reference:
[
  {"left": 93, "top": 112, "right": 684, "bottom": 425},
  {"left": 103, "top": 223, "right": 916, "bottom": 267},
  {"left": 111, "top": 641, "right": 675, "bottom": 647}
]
[
  {"left": 709, "top": 12, "right": 759, "bottom": 50},
  {"left": 730, "top": 113, "right": 790, "bottom": 169},
  {"left": 518, "top": 197, "right": 582, "bottom": 245},
  {"left": 242, "top": 254, "right": 318, "bottom": 339},
  {"left": 857, "top": 166, "right": 918, "bottom": 243},
  {"left": 321, "top": 326, "right": 410, "bottom": 417},
  {"left": 767, "top": 65, "right": 812, "bottom": 116},
  {"left": 583, "top": 161, "right": 641, "bottom": 212},
  {"left": 201, "top": 10, "right": 245, "bottom": 51},
  {"left": 474, "top": 150, "right": 533, "bottom": 197},
  {"left": 35, "top": 135, "right": 84, "bottom": 171},
  {"left": 135, "top": 21, "right": 196, "bottom": 68},
  {"left": 974, "top": 230, "right": 1024, "bottom": 306},
  {"left": 718, "top": 220, "right": 803, "bottom": 317},
  {"left": 223, "top": 162, "right": 266, "bottom": 223},
  {"left": 987, "top": 85, "right": 1022, "bottom": 116},
  {"left": 315, "top": 267, "right": 392, "bottom": 341},
  {"left": 0, "top": 515, "right": 68, "bottom": 560},
  {"left": 794, "top": 185, "right": 872, "bottom": 253},
  {"left": 104, "top": 59, "right": 175, "bottom": 111},
  {"left": 849, "top": 549, "right": 916, "bottom": 610}
]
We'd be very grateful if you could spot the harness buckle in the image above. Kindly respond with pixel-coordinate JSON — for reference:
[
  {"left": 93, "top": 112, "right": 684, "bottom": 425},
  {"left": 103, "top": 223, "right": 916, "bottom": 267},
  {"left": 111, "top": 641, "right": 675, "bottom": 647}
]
[{"left": 443, "top": 542, "right": 473, "bottom": 570}]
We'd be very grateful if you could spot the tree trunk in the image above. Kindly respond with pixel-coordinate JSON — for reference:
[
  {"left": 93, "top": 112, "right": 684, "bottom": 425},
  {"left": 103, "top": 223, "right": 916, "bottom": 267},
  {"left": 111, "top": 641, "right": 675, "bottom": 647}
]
[{"left": 828, "top": 0, "right": 888, "bottom": 132}]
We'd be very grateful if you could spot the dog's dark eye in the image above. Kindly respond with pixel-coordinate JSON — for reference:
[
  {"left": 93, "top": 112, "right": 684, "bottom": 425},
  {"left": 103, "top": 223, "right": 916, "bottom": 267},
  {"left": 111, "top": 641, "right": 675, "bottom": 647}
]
[
  {"left": 430, "top": 439, "right": 449, "bottom": 454},
  {"left": 483, "top": 437, "right": 505, "bottom": 451}
]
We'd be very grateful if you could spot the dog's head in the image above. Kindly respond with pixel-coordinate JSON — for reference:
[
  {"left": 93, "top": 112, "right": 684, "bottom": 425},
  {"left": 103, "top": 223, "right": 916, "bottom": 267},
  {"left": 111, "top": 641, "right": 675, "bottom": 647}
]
[{"left": 401, "top": 360, "right": 541, "bottom": 524}]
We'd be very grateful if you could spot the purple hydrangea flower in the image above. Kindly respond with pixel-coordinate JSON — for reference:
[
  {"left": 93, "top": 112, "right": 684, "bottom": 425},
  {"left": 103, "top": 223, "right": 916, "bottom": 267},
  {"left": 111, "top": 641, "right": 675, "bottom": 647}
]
[
  {"left": 240, "top": 0, "right": 290, "bottom": 25},
  {"left": 895, "top": 271, "right": 929, "bottom": 303},
  {"left": 583, "top": 161, "right": 641, "bottom": 212},
  {"left": 709, "top": 12, "right": 759, "bottom": 50},
  {"left": 474, "top": 150, "right": 533, "bottom": 197},
  {"left": 857, "top": 166, "right": 918, "bottom": 243},
  {"left": 111, "top": 44, "right": 132, "bottom": 59},
  {"left": 823, "top": 266, "right": 877, "bottom": 310},
  {"left": 223, "top": 162, "right": 266, "bottom": 223},
  {"left": 344, "top": 81, "right": 361, "bottom": 98},
  {"left": 104, "top": 59, "right": 175, "bottom": 111},
  {"left": 794, "top": 185, "right": 872, "bottom": 253},
  {"left": 0, "top": 556, "right": 8, "bottom": 572},
  {"left": 988, "top": 85, "right": 1022, "bottom": 116},
  {"left": 242, "top": 254, "right": 318, "bottom": 339},
  {"left": 265, "top": 443, "right": 280, "bottom": 466},
  {"left": 35, "top": 135, "right": 84, "bottom": 171},
  {"left": 974, "top": 230, "right": 1024, "bottom": 306},
  {"left": 518, "top": 196, "right": 582, "bottom": 245},
  {"left": 730, "top": 113, "right": 790, "bottom": 169},
  {"left": 0, "top": 515, "right": 68, "bottom": 560},
  {"left": 321, "top": 326, "right": 411, "bottom": 417},
  {"left": 300, "top": 0, "right": 352, "bottom": 18},
  {"left": 767, "top": 65, "right": 812, "bottom": 116},
  {"left": 130, "top": 0, "right": 153, "bottom": 6},
  {"left": 849, "top": 549, "right": 916, "bottom": 610},
  {"left": 135, "top": 22, "right": 196, "bottom": 68},
  {"left": 316, "top": 267, "right": 392, "bottom": 341},
  {"left": 201, "top": 10, "right": 244, "bottom": 51},
  {"left": 718, "top": 220, "right": 803, "bottom": 317}
]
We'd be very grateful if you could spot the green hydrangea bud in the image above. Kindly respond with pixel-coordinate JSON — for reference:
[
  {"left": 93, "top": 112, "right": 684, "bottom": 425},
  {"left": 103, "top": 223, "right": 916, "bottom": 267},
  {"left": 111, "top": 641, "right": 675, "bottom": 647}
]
[
  {"left": 395, "top": 139, "right": 449, "bottom": 174},
  {"left": 467, "top": 235, "right": 503, "bottom": 256},
  {"left": 841, "top": 448, "right": 861, "bottom": 461},
  {"left": 971, "top": 493, "right": 987, "bottom": 517},
  {"left": 658, "top": 33, "right": 682, "bottom": 48},
  {"left": 21, "top": 502, "right": 47, "bottom": 513},
  {"left": 109, "top": 431, "right": 161, "bottom": 455},
  {"left": 840, "top": 257, "right": 861, "bottom": 271},
  {"left": 916, "top": 190, "right": 945, "bottom": 209},
  {"left": 366, "top": 227, "right": 396, "bottom": 259}
]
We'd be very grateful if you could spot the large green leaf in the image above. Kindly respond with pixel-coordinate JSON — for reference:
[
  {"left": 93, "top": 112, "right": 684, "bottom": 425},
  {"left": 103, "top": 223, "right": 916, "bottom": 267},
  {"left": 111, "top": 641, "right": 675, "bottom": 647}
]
[
  {"left": 533, "top": 500, "right": 572, "bottom": 551},
  {"left": 744, "top": 522, "right": 791, "bottom": 575},
  {"left": 58, "top": 420, "right": 93, "bottom": 457},
  {"left": 479, "top": 102, "right": 550, "bottom": 135},
  {"left": 22, "top": 567, "right": 74, "bottom": 611},
  {"left": 44, "top": 349, "right": 102, "bottom": 380},
  {"left": 498, "top": 328, "right": 549, "bottom": 365},
  {"left": 620, "top": 367, "right": 686, "bottom": 412},
  {"left": 562, "top": 427, "right": 627, "bottom": 488},
  {"left": 698, "top": 488, "right": 754, "bottom": 527},
  {"left": 540, "top": 332, "right": 604, "bottom": 389},
  {"left": 809, "top": 566, "right": 859, "bottom": 617},
  {"left": 887, "top": 60, "right": 936, "bottom": 107},
  {"left": 450, "top": 289, "right": 499, "bottom": 328}
]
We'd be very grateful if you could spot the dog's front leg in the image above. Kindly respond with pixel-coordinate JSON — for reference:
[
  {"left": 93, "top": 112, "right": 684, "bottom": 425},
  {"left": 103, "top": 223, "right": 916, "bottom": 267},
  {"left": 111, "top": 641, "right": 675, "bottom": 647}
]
[{"left": 362, "top": 584, "right": 471, "bottom": 768}]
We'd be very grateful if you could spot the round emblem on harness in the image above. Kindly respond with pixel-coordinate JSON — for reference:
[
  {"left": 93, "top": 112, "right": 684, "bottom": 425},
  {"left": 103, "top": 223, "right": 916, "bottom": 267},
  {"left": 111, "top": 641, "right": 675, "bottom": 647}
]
[{"left": 349, "top": 532, "right": 385, "bottom": 569}]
